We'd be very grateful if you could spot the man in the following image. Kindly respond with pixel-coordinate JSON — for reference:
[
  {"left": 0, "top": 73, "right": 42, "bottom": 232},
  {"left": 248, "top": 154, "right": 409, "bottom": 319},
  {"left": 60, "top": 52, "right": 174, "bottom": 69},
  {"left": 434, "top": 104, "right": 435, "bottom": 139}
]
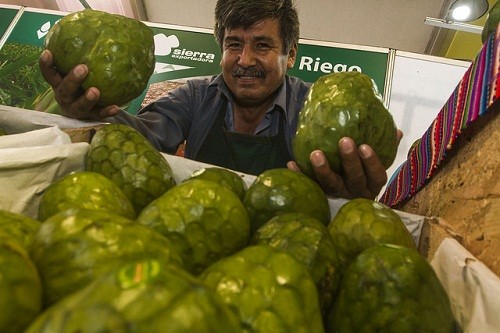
[{"left": 39, "top": 0, "right": 398, "bottom": 199}]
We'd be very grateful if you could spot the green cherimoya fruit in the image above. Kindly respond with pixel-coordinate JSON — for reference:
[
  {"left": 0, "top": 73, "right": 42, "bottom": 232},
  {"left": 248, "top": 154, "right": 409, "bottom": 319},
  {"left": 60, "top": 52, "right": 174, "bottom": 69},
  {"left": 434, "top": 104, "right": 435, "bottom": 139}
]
[
  {"left": 243, "top": 168, "right": 330, "bottom": 233},
  {"left": 183, "top": 167, "right": 247, "bottom": 200},
  {"left": 137, "top": 178, "right": 250, "bottom": 274},
  {"left": 251, "top": 212, "right": 341, "bottom": 318},
  {"left": 0, "top": 209, "right": 40, "bottom": 249},
  {"left": 37, "top": 171, "right": 136, "bottom": 221},
  {"left": 86, "top": 123, "right": 176, "bottom": 214},
  {"left": 200, "top": 244, "right": 325, "bottom": 333},
  {"left": 44, "top": 9, "right": 155, "bottom": 107},
  {"left": 482, "top": 1, "right": 500, "bottom": 43},
  {"left": 25, "top": 259, "right": 243, "bottom": 333},
  {"left": 327, "top": 198, "right": 415, "bottom": 271},
  {"left": 293, "top": 71, "right": 398, "bottom": 177},
  {"left": 0, "top": 236, "right": 42, "bottom": 333},
  {"left": 31, "top": 208, "right": 183, "bottom": 306},
  {"left": 328, "top": 244, "right": 456, "bottom": 333}
]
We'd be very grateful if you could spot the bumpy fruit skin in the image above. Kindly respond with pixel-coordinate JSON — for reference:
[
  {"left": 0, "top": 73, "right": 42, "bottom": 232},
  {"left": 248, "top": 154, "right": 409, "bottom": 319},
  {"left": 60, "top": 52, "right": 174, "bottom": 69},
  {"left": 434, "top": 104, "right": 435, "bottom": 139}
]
[
  {"left": 25, "top": 259, "right": 243, "bottom": 333},
  {"left": 243, "top": 168, "right": 331, "bottom": 232},
  {"left": 328, "top": 244, "right": 456, "bottom": 333},
  {"left": 327, "top": 198, "right": 415, "bottom": 271},
  {"left": 137, "top": 178, "right": 250, "bottom": 274},
  {"left": 200, "top": 245, "right": 325, "bottom": 333},
  {"left": 292, "top": 71, "right": 398, "bottom": 177},
  {"left": 482, "top": 2, "right": 500, "bottom": 43},
  {"left": 0, "top": 236, "right": 42, "bottom": 333},
  {"left": 184, "top": 167, "right": 247, "bottom": 200},
  {"left": 252, "top": 212, "right": 341, "bottom": 318},
  {"left": 0, "top": 209, "right": 40, "bottom": 249},
  {"left": 31, "top": 208, "right": 183, "bottom": 306},
  {"left": 44, "top": 9, "right": 155, "bottom": 107},
  {"left": 85, "top": 124, "right": 176, "bottom": 214},
  {"left": 37, "top": 171, "right": 136, "bottom": 221}
]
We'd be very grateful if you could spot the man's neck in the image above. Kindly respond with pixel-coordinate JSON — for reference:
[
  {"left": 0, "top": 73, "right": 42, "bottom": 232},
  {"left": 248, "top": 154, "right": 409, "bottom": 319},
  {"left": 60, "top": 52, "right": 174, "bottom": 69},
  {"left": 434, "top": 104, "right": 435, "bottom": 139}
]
[{"left": 233, "top": 102, "right": 272, "bottom": 134}]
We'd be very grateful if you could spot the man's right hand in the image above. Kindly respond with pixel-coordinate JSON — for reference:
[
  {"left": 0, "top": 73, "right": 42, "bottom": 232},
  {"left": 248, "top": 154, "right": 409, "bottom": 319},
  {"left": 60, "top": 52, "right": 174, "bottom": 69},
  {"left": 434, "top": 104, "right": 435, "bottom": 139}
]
[{"left": 39, "top": 50, "right": 120, "bottom": 120}]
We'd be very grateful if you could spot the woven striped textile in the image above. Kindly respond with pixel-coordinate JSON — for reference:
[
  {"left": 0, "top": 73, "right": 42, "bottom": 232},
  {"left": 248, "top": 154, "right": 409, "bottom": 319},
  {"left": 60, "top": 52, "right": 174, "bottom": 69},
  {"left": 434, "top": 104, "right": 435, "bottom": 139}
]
[{"left": 380, "top": 28, "right": 500, "bottom": 207}]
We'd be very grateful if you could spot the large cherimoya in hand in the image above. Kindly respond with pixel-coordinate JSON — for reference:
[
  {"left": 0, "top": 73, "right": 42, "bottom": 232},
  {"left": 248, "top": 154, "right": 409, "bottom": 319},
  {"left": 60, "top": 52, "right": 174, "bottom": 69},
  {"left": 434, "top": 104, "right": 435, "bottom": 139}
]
[
  {"left": 44, "top": 9, "right": 155, "bottom": 107},
  {"left": 292, "top": 71, "right": 398, "bottom": 178}
]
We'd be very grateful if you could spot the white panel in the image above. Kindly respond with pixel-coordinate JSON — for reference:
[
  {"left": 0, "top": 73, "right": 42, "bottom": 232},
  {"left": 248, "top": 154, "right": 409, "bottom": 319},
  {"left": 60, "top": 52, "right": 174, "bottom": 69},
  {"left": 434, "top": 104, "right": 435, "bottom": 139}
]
[
  {"left": 385, "top": 52, "right": 470, "bottom": 187},
  {"left": 143, "top": 0, "right": 217, "bottom": 28}
]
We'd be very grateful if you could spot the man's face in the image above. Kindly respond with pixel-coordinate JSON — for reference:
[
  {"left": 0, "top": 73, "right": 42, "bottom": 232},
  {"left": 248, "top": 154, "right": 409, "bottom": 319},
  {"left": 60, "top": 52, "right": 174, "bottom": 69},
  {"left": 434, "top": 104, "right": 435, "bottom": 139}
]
[{"left": 221, "top": 18, "right": 297, "bottom": 107}]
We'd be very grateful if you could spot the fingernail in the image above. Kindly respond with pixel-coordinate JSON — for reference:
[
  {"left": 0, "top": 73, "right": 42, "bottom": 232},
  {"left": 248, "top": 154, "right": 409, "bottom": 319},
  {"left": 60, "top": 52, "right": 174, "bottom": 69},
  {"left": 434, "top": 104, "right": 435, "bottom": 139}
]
[
  {"left": 86, "top": 89, "right": 97, "bottom": 101},
  {"left": 40, "top": 50, "right": 50, "bottom": 62},
  {"left": 359, "top": 144, "right": 373, "bottom": 158},
  {"left": 109, "top": 106, "right": 120, "bottom": 115},
  {"left": 74, "top": 65, "right": 86, "bottom": 78},
  {"left": 311, "top": 151, "right": 325, "bottom": 167},
  {"left": 340, "top": 137, "right": 355, "bottom": 153}
]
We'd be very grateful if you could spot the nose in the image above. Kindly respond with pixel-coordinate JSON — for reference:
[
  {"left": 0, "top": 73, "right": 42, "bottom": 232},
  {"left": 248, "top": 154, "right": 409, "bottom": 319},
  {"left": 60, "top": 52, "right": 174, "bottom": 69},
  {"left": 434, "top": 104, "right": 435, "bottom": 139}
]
[{"left": 238, "top": 45, "right": 256, "bottom": 67}]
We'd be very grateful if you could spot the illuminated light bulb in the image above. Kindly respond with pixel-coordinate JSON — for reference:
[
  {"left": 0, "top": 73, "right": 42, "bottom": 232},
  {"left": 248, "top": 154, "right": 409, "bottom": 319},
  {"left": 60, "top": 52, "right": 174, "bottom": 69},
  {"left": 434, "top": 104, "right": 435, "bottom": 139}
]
[{"left": 451, "top": 5, "right": 472, "bottom": 21}]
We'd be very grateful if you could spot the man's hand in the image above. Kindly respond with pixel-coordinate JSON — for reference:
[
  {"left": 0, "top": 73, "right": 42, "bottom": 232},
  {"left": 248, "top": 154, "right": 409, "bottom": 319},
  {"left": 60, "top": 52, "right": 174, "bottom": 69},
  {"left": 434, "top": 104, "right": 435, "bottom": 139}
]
[
  {"left": 39, "top": 50, "right": 120, "bottom": 120},
  {"left": 288, "top": 131, "right": 403, "bottom": 199}
]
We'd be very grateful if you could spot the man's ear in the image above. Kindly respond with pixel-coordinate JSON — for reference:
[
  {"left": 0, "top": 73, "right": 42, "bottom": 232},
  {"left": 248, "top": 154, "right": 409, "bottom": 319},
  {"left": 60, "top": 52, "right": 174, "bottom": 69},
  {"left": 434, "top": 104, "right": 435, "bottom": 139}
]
[{"left": 287, "top": 43, "right": 298, "bottom": 69}]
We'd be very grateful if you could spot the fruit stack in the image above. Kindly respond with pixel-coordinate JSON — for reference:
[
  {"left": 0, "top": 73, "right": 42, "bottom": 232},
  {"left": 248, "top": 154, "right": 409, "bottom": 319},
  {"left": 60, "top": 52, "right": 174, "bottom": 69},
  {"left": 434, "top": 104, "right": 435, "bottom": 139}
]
[{"left": 0, "top": 123, "right": 458, "bottom": 333}]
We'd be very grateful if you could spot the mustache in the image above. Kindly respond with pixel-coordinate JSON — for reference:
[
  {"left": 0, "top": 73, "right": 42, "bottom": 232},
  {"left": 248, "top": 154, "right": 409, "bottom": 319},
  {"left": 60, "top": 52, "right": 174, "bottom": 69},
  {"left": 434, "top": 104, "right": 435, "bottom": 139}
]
[{"left": 232, "top": 66, "right": 265, "bottom": 78}]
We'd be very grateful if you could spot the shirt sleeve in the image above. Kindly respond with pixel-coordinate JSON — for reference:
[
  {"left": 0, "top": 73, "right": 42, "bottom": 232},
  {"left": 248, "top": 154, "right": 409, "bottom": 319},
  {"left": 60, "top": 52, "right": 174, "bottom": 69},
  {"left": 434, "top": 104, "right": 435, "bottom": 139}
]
[{"left": 108, "top": 81, "right": 197, "bottom": 154}]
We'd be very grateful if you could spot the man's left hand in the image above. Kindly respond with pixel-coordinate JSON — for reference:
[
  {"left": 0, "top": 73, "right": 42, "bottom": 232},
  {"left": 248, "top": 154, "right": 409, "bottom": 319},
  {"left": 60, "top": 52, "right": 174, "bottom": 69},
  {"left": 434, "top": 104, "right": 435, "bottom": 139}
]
[{"left": 287, "top": 132, "right": 402, "bottom": 199}]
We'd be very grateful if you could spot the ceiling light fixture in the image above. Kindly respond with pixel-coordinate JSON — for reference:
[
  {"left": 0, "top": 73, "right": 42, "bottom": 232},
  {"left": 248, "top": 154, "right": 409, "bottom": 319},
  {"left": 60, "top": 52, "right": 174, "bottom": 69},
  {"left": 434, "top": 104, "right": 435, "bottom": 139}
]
[
  {"left": 424, "top": 0, "right": 489, "bottom": 34},
  {"left": 446, "top": 0, "right": 489, "bottom": 22}
]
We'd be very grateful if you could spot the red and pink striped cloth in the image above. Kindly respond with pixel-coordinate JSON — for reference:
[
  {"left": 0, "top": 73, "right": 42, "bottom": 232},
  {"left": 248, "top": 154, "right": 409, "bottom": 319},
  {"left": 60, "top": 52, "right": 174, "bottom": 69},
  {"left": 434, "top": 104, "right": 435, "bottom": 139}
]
[{"left": 380, "top": 27, "right": 500, "bottom": 207}]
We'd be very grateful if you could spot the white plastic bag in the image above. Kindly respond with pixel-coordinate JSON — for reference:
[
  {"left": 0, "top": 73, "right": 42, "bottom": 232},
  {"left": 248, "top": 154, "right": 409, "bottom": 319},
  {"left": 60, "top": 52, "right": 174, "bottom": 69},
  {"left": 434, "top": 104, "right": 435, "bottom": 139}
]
[{"left": 0, "top": 127, "right": 88, "bottom": 218}]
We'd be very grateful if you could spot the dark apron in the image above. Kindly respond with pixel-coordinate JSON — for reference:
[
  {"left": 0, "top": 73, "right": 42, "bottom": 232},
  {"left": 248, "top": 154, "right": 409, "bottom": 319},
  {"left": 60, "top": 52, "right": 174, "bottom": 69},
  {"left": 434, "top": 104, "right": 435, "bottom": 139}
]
[{"left": 195, "top": 99, "right": 291, "bottom": 175}]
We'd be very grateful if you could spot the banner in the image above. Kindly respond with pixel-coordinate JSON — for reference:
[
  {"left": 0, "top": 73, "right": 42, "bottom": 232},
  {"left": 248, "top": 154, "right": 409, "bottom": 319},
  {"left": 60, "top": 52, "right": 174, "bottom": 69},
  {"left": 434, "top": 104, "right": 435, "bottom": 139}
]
[
  {"left": 0, "top": 6, "right": 20, "bottom": 41},
  {"left": 5, "top": 8, "right": 63, "bottom": 46},
  {"left": 0, "top": 6, "right": 389, "bottom": 115},
  {"left": 135, "top": 22, "right": 389, "bottom": 112},
  {"left": 290, "top": 40, "right": 388, "bottom": 91},
  {"left": 132, "top": 24, "right": 223, "bottom": 112},
  {"left": 0, "top": 7, "right": 64, "bottom": 109}
]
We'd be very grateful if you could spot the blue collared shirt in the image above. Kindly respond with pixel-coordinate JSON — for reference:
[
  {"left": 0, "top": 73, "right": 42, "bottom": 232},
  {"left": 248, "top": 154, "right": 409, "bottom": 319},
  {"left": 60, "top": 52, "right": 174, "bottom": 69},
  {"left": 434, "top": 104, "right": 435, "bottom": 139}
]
[
  {"left": 111, "top": 74, "right": 310, "bottom": 160},
  {"left": 224, "top": 78, "right": 288, "bottom": 135}
]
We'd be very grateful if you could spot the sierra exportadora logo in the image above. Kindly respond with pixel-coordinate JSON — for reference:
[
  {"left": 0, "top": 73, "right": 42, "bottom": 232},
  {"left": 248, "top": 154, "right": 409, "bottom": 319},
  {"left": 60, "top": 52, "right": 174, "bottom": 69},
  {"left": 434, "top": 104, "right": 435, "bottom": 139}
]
[
  {"left": 37, "top": 21, "right": 52, "bottom": 39},
  {"left": 154, "top": 33, "right": 215, "bottom": 63}
]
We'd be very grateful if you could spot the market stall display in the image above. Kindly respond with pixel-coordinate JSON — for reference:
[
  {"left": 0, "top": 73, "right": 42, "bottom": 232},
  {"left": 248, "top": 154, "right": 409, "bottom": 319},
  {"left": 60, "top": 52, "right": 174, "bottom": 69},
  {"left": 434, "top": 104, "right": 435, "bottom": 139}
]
[
  {"left": 0, "top": 118, "right": 497, "bottom": 332},
  {"left": 0, "top": 4, "right": 499, "bottom": 333}
]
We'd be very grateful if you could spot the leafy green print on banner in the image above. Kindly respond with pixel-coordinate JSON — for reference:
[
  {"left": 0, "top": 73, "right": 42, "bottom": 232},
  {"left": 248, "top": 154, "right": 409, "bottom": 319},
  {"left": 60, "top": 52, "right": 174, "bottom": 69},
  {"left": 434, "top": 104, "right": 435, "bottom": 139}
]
[
  {"left": 0, "top": 43, "right": 50, "bottom": 109},
  {"left": 31, "top": 87, "right": 63, "bottom": 114}
]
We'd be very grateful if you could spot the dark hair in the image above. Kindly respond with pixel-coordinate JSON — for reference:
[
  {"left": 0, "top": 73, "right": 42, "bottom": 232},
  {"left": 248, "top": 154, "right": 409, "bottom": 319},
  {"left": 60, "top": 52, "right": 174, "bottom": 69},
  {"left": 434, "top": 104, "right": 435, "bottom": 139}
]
[{"left": 214, "top": 0, "right": 299, "bottom": 54}]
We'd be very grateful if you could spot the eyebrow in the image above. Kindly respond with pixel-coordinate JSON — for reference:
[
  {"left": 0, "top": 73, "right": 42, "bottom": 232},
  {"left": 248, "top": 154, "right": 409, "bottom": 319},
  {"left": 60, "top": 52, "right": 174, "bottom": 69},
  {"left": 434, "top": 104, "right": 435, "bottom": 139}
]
[{"left": 224, "top": 35, "right": 277, "bottom": 45}]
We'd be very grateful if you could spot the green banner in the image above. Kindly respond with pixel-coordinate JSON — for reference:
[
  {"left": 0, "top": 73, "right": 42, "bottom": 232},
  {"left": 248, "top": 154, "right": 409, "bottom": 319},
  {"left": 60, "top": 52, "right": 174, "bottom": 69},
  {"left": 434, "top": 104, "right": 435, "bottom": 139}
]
[
  {"left": 0, "top": 9, "right": 63, "bottom": 110},
  {"left": 149, "top": 25, "right": 221, "bottom": 81},
  {"left": 6, "top": 9, "right": 63, "bottom": 46},
  {"left": 290, "top": 42, "right": 388, "bottom": 93},
  {"left": 0, "top": 6, "right": 19, "bottom": 40},
  {"left": 0, "top": 8, "right": 389, "bottom": 115},
  {"left": 128, "top": 24, "right": 223, "bottom": 112}
]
